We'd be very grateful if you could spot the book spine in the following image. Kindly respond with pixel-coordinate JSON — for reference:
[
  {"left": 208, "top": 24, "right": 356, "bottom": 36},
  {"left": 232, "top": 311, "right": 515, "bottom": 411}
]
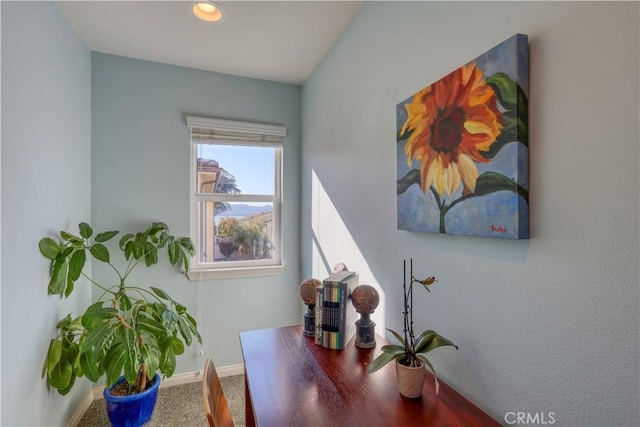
[
  {"left": 338, "top": 279, "right": 347, "bottom": 349},
  {"left": 321, "top": 281, "right": 329, "bottom": 347},
  {"left": 321, "top": 279, "right": 341, "bottom": 349},
  {"left": 315, "top": 285, "right": 323, "bottom": 345}
]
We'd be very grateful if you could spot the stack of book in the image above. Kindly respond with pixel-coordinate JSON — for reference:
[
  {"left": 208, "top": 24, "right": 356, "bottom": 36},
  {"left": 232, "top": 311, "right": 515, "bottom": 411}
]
[{"left": 314, "top": 270, "right": 358, "bottom": 350}]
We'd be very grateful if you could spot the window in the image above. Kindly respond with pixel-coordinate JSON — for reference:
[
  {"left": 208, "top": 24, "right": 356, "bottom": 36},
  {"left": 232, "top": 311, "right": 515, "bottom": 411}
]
[{"left": 186, "top": 116, "right": 286, "bottom": 280}]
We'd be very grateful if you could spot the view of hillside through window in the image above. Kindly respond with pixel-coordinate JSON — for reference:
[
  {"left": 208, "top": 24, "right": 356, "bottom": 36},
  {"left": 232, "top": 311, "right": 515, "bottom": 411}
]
[{"left": 196, "top": 143, "right": 276, "bottom": 264}]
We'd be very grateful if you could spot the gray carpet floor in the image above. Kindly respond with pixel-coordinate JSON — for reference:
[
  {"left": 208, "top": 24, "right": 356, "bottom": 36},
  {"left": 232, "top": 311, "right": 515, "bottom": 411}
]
[{"left": 77, "top": 374, "right": 245, "bottom": 427}]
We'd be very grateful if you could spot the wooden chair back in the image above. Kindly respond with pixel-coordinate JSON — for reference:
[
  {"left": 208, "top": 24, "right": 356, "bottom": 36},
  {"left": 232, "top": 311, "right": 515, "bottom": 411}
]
[{"left": 202, "top": 358, "right": 235, "bottom": 427}]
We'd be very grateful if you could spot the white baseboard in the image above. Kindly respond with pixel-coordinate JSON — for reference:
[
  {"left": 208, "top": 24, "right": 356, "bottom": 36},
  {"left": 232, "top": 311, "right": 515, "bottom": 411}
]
[
  {"left": 214, "top": 363, "right": 245, "bottom": 378},
  {"left": 66, "top": 390, "right": 95, "bottom": 427},
  {"left": 67, "top": 364, "right": 245, "bottom": 427}
]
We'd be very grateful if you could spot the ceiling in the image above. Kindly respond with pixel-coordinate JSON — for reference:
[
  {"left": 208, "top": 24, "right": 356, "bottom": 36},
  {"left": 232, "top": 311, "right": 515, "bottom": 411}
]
[{"left": 56, "top": 1, "right": 363, "bottom": 85}]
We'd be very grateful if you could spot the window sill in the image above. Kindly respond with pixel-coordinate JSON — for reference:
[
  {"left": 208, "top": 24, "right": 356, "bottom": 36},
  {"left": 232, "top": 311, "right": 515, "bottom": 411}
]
[{"left": 187, "top": 264, "right": 286, "bottom": 281}]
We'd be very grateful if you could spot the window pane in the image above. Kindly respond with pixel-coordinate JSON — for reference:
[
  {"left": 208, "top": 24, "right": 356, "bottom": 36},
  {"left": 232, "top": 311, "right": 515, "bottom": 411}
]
[
  {"left": 196, "top": 144, "right": 275, "bottom": 195},
  {"left": 198, "top": 201, "right": 275, "bottom": 263}
]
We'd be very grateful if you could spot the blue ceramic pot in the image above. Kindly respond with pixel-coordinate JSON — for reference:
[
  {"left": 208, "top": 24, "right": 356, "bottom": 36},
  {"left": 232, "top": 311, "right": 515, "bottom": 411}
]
[{"left": 103, "top": 374, "right": 161, "bottom": 427}]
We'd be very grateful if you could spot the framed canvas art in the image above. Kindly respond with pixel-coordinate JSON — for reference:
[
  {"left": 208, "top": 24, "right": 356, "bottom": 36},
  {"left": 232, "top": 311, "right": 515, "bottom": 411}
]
[{"left": 397, "top": 34, "right": 529, "bottom": 239}]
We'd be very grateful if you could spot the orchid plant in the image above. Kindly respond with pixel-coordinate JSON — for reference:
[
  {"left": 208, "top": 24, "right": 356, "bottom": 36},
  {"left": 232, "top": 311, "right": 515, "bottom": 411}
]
[{"left": 367, "top": 259, "right": 457, "bottom": 393}]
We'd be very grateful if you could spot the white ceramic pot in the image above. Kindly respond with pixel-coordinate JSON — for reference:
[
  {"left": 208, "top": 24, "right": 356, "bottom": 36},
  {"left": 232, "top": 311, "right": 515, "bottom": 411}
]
[{"left": 395, "top": 359, "right": 425, "bottom": 398}]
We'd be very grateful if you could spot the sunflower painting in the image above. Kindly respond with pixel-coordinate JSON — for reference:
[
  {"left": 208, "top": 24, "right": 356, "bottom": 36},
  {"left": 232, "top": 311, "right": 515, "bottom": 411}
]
[{"left": 397, "top": 34, "right": 529, "bottom": 239}]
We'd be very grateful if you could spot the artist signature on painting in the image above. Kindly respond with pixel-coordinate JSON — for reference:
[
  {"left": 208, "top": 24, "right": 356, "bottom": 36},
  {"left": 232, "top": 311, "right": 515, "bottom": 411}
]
[{"left": 491, "top": 225, "right": 507, "bottom": 233}]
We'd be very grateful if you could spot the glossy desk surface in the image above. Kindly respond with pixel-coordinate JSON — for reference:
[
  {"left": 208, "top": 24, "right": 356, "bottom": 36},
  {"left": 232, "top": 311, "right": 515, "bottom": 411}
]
[{"left": 240, "top": 325, "right": 501, "bottom": 427}]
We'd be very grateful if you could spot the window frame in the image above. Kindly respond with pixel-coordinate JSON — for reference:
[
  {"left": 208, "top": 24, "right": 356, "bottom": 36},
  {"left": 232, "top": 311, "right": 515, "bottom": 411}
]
[{"left": 186, "top": 116, "right": 286, "bottom": 280}]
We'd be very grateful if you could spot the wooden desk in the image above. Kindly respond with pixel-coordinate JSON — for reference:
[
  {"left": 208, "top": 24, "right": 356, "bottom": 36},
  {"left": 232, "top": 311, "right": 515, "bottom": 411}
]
[{"left": 240, "top": 325, "right": 500, "bottom": 427}]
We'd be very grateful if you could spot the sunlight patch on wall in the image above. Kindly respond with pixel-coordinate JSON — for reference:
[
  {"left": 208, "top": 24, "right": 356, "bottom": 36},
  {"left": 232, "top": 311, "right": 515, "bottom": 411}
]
[{"left": 310, "top": 169, "right": 386, "bottom": 335}]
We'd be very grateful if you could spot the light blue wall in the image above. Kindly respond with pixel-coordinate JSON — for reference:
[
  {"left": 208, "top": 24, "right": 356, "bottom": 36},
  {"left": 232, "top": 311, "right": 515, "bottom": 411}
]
[
  {"left": 1, "top": 2, "right": 92, "bottom": 426},
  {"left": 2, "top": 1, "right": 639, "bottom": 426},
  {"left": 91, "top": 53, "right": 302, "bottom": 373},
  {"left": 302, "top": 1, "right": 639, "bottom": 426}
]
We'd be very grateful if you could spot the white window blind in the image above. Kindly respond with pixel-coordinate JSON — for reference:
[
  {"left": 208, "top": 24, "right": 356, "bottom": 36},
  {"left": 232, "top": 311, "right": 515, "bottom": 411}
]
[{"left": 187, "top": 116, "right": 286, "bottom": 146}]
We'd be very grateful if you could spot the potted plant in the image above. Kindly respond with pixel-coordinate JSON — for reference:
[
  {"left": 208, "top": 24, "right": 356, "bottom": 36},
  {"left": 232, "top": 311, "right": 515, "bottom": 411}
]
[
  {"left": 39, "top": 221, "right": 201, "bottom": 426},
  {"left": 367, "top": 259, "right": 457, "bottom": 398}
]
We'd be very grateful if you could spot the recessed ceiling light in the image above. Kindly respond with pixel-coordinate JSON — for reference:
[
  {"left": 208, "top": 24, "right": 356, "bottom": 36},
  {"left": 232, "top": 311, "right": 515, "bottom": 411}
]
[{"left": 192, "top": 1, "right": 224, "bottom": 22}]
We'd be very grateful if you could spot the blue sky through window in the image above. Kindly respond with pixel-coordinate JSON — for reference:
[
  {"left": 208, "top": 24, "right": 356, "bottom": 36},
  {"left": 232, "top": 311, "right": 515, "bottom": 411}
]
[{"left": 198, "top": 144, "right": 275, "bottom": 196}]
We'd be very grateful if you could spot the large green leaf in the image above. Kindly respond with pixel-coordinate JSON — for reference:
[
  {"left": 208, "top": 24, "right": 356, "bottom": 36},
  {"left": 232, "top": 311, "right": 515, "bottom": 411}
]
[
  {"left": 177, "top": 318, "right": 192, "bottom": 347},
  {"left": 184, "top": 312, "right": 202, "bottom": 344},
  {"left": 167, "top": 242, "right": 179, "bottom": 265},
  {"left": 68, "top": 250, "right": 86, "bottom": 281},
  {"left": 380, "top": 344, "right": 406, "bottom": 355},
  {"left": 60, "top": 231, "right": 82, "bottom": 244},
  {"left": 480, "top": 116, "right": 517, "bottom": 159},
  {"left": 89, "top": 243, "right": 110, "bottom": 263},
  {"left": 157, "top": 231, "right": 169, "bottom": 248},
  {"left": 161, "top": 311, "right": 181, "bottom": 335},
  {"left": 119, "top": 233, "right": 134, "bottom": 251},
  {"left": 46, "top": 339, "right": 63, "bottom": 374},
  {"left": 481, "top": 73, "right": 528, "bottom": 160},
  {"left": 136, "top": 312, "right": 167, "bottom": 338},
  {"left": 414, "top": 330, "right": 436, "bottom": 353},
  {"left": 481, "top": 109, "right": 528, "bottom": 160},
  {"left": 123, "top": 241, "right": 135, "bottom": 260},
  {"left": 80, "top": 322, "right": 111, "bottom": 353},
  {"left": 81, "top": 303, "right": 117, "bottom": 327},
  {"left": 140, "top": 344, "right": 159, "bottom": 378},
  {"left": 397, "top": 127, "right": 412, "bottom": 143},
  {"left": 134, "top": 233, "right": 147, "bottom": 259},
  {"left": 486, "top": 72, "right": 518, "bottom": 109},
  {"left": 79, "top": 351, "right": 101, "bottom": 382},
  {"left": 57, "top": 372, "right": 77, "bottom": 396},
  {"left": 67, "top": 342, "right": 80, "bottom": 376},
  {"left": 146, "top": 302, "right": 167, "bottom": 319},
  {"left": 118, "top": 292, "right": 132, "bottom": 312},
  {"left": 103, "top": 343, "right": 125, "bottom": 386},
  {"left": 397, "top": 169, "right": 421, "bottom": 195},
  {"left": 179, "top": 238, "right": 195, "bottom": 271},
  {"left": 417, "top": 355, "right": 440, "bottom": 394},
  {"left": 80, "top": 322, "right": 116, "bottom": 357},
  {"left": 160, "top": 344, "right": 176, "bottom": 377},
  {"left": 39, "top": 238, "right": 61, "bottom": 260},
  {"left": 121, "top": 328, "right": 138, "bottom": 384},
  {"left": 175, "top": 303, "right": 186, "bottom": 315},
  {"left": 94, "top": 230, "right": 119, "bottom": 243},
  {"left": 98, "top": 327, "right": 118, "bottom": 358},
  {"left": 169, "top": 336, "right": 185, "bottom": 356},
  {"left": 48, "top": 362, "right": 73, "bottom": 395},
  {"left": 64, "top": 276, "right": 75, "bottom": 298},
  {"left": 150, "top": 287, "right": 171, "bottom": 302},
  {"left": 367, "top": 350, "right": 399, "bottom": 375},
  {"left": 179, "top": 238, "right": 195, "bottom": 256},
  {"left": 473, "top": 172, "right": 529, "bottom": 202},
  {"left": 181, "top": 251, "right": 189, "bottom": 272},
  {"left": 48, "top": 257, "right": 69, "bottom": 296},
  {"left": 146, "top": 222, "right": 168, "bottom": 236},
  {"left": 420, "top": 334, "right": 458, "bottom": 354},
  {"left": 516, "top": 85, "right": 529, "bottom": 147},
  {"left": 415, "top": 329, "right": 436, "bottom": 341},
  {"left": 144, "top": 242, "right": 158, "bottom": 267},
  {"left": 386, "top": 328, "right": 407, "bottom": 346},
  {"left": 56, "top": 314, "right": 72, "bottom": 330},
  {"left": 47, "top": 344, "right": 73, "bottom": 394},
  {"left": 78, "top": 222, "right": 93, "bottom": 239}
]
